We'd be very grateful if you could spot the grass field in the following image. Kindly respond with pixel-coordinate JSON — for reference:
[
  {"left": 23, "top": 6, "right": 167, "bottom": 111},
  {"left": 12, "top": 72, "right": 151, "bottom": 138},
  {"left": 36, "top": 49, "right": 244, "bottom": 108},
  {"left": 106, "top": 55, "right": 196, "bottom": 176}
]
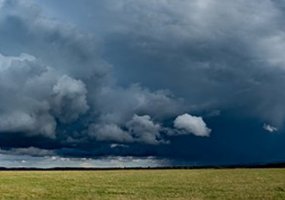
[{"left": 0, "top": 169, "right": 284, "bottom": 200}]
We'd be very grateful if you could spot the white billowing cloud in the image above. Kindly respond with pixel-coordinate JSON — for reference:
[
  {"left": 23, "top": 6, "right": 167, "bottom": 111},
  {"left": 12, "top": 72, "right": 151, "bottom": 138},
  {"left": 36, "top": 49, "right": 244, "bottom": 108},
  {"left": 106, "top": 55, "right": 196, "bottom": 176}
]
[
  {"left": 174, "top": 114, "right": 211, "bottom": 137},
  {"left": 51, "top": 75, "right": 89, "bottom": 123},
  {"left": 0, "top": 53, "right": 56, "bottom": 137},
  {"left": 0, "top": 111, "right": 56, "bottom": 137},
  {"left": 263, "top": 123, "right": 278, "bottom": 133},
  {"left": 89, "top": 114, "right": 166, "bottom": 145},
  {"left": 91, "top": 113, "right": 214, "bottom": 145},
  {"left": 126, "top": 114, "right": 164, "bottom": 145},
  {"left": 0, "top": 52, "right": 89, "bottom": 138}
]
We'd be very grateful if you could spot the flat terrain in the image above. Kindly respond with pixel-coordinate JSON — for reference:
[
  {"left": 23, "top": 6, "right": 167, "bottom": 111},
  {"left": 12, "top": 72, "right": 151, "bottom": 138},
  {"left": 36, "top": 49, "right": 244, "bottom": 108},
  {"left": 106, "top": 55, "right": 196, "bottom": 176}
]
[{"left": 0, "top": 169, "right": 284, "bottom": 200}]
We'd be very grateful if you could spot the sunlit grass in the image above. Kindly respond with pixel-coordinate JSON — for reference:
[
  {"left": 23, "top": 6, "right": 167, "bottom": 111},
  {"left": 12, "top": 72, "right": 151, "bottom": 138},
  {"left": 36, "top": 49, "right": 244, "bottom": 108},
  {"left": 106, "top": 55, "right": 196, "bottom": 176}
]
[{"left": 0, "top": 169, "right": 284, "bottom": 199}]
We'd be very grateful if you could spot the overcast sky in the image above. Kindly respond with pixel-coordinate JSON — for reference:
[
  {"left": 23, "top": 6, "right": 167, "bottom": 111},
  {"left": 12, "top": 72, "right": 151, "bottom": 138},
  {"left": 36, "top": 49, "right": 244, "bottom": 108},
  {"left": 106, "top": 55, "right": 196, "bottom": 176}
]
[{"left": 0, "top": 0, "right": 285, "bottom": 167}]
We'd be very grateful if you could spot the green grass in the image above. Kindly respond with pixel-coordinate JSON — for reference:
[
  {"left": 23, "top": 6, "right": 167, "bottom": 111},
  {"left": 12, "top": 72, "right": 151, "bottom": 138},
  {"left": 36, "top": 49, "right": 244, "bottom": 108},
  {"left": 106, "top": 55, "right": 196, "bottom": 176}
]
[{"left": 0, "top": 169, "right": 284, "bottom": 200}]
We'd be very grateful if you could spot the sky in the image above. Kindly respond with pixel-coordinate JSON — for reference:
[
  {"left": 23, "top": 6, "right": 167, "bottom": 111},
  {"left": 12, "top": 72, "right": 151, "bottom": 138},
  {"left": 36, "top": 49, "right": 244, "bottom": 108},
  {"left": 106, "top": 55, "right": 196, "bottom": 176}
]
[{"left": 0, "top": 0, "right": 285, "bottom": 167}]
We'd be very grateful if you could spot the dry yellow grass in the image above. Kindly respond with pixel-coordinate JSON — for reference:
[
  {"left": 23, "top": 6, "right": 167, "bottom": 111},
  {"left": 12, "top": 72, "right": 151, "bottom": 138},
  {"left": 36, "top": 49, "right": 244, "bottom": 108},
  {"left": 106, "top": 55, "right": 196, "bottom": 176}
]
[{"left": 0, "top": 169, "right": 284, "bottom": 200}]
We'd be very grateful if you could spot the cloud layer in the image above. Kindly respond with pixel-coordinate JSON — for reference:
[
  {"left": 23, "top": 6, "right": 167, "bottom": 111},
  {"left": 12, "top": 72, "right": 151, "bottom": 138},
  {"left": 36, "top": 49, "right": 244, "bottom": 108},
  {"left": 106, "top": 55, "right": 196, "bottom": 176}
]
[{"left": 0, "top": 0, "right": 284, "bottom": 166}]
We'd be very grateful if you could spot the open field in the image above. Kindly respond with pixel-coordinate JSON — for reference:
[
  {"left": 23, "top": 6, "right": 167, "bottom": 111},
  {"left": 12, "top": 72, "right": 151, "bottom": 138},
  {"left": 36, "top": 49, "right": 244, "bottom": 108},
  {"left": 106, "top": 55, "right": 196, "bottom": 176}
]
[{"left": 0, "top": 169, "right": 284, "bottom": 200}]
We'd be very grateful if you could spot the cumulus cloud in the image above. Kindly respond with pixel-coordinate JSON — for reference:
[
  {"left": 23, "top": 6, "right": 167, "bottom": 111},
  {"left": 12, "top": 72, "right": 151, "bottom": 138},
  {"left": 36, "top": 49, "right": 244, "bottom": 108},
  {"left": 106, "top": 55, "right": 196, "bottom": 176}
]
[
  {"left": 0, "top": 111, "right": 56, "bottom": 138},
  {"left": 174, "top": 114, "right": 211, "bottom": 137},
  {"left": 263, "top": 124, "right": 278, "bottom": 133},
  {"left": 89, "top": 123, "right": 133, "bottom": 143},
  {"left": 90, "top": 113, "right": 212, "bottom": 145},
  {"left": 0, "top": 52, "right": 91, "bottom": 138},
  {"left": 51, "top": 75, "right": 89, "bottom": 123},
  {"left": 126, "top": 114, "right": 165, "bottom": 145},
  {"left": 89, "top": 114, "right": 167, "bottom": 145},
  {"left": 0, "top": 53, "right": 56, "bottom": 137}
]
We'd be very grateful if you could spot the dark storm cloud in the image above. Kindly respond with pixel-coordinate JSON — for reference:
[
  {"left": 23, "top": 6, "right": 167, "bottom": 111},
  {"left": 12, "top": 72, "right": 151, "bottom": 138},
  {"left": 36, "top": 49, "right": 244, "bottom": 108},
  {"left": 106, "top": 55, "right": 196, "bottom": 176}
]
[
  {"left": 0, "top": 0, "right": 285, "bottom": 166},
  {"left": 95, "top": 0, "right": 285, "bottom": 127},
  {"left": 0, "top": 0, "right": 210, "bottom": 162}
]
